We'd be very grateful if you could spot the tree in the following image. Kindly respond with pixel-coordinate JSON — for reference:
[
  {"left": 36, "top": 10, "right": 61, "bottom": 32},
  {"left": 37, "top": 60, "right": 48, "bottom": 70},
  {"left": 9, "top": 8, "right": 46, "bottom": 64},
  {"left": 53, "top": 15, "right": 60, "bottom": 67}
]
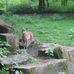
[
  {"left": 38, "top": 0, "right": 45, "bottom": 12},
  {"left": 52, "top": 0, "right": 58, "bottom": 2},
  {"left": 46, "top": 0, "right": 49, "bottom": 8},
  {"left": 61, "top": 0, "right": 68, "bottom": 6},
  {"left": 38, "top": 0, "right": 49, "bottom": 12}
]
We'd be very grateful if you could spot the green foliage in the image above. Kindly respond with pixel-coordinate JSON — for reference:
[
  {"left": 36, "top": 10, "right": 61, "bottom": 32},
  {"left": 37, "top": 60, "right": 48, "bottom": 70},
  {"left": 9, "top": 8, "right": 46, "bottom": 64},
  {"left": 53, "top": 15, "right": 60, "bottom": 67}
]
[
  {"left": 0, "top": 0, "right": 74, "bottom": 13},
  {"left": 58, "top": 71, "right": 71, "bottom": 74},
  {"left": 53, "top": 47, "right": 63, "bottom": 59},
  {"left": 0, "top": 40, "right": 10, "bottom": 74},
  {"left": 0, "top": 0, "right": 38, "bottom": 13},
  {"left": 16, "top": 49, "right": 28, "bottom": 55},
  {"left": 0, "top": 0, "right": 5, "bottom": 9},
  {"left": 0, "top": 40, "right": 10, "bottom": 62},
  {"left": 45, "top": 47, "right": 54, "bottom": 58},
  {"left": 45, "top": 46, "right": 63, "bottom": 59},
  {"left": 8, "top": 4, "right": 34, "bottom": 14},
  {"left": 0, "top": 40, "right": 10, "bottom": 47},
  {"left": 68, "top": 29, "right": 74, "bottom": 40}
]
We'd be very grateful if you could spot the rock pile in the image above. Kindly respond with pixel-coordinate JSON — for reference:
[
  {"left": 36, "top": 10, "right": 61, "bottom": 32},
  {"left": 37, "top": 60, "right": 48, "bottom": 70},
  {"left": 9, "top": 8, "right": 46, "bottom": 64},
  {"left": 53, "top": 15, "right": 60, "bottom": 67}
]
[{"left": 0, "top": 19, "right": 19, "bottom": 51}]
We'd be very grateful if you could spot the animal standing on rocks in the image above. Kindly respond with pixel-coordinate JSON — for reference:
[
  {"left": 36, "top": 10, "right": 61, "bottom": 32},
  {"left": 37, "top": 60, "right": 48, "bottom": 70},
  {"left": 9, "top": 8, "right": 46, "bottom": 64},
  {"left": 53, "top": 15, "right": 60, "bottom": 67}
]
[{"left": 22, "top": 28, "right": 34, "bottom": 49}]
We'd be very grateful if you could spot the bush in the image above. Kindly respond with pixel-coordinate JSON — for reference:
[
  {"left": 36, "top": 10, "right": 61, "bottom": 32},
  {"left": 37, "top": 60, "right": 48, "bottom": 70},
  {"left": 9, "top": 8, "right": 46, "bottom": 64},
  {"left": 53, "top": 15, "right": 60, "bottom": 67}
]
[
  {"left": 0, "top": 40, "right": 10, "bottom": 62},
  {"left": 8, "top": 4, "right": 37, "bottom": 14},
  {"left": 0, "top": 10, "right": 4, "bottom": 15}
]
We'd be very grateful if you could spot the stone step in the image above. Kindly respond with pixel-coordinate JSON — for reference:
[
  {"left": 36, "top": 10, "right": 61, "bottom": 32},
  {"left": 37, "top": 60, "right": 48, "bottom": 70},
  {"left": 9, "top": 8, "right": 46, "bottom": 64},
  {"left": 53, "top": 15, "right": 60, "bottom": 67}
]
[
  {"left": 0, "top": 33, "right": 19, "bottom": 51},
  {"left": 61, "top": 46, "right": 74, "bottom": 61},
  {"left": 9, "top": 59, "right": 67, "bottom": 74},
  {"left": 38, "top": 43, "right": 74, "bottom": 61},
  {"left": 2, "top": 54, "right": 30, "bottom": 68},
  {"left": 0, "top": 19, "right": 14, "bottom": 33},
  {"left": 68, "top": 61, "right": 74, "bottom": 74},
  {"left": 38, "top": 43, "right": 61, "bottom": 56}
]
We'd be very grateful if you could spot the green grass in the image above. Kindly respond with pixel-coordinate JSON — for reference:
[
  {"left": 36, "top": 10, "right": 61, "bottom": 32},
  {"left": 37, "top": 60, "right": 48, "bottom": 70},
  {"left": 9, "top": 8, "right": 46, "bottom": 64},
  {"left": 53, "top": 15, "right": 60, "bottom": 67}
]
[{"left": 1, "top": 13, "right": 74, "bottom": 46}]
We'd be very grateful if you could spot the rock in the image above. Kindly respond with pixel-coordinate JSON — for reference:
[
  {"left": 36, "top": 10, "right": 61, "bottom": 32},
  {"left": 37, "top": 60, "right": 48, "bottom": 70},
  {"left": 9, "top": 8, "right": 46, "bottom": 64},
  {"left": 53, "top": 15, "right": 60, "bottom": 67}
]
[
  {"left": 50, "top": 45, "right": 74, "bottom": 61},
  {"left": 0, "top": 33, "right": 19, "bottom": 51},
  {"left": 68, "top": 61, "right": 74, "bottom": 74},
  {"left": 40, "top": 43, "right": 61, "bottom": 49},
  {"left": 41, "top": 43, "right": 49, "bottom": 48},
  {"left": 38, "top": 43, "right": 74, "bottom": 60},
  {"left": 0, "top": 19, "right": 14, "bottom": 33},
  {"left": 44, "top": 44, "right": 74, "bottom": 74},
  {"left": 53, "top": 47, "right": 63, "bottom": 59},
  {"left": 2, "top": 54, "right": 29, "bottom": 68},
  {"left": 38, "top": 43, "right": 62, "bottom": 58},
  {"left": 61, "top": 46, "right": 74, "bottom": 61},
  {"left": 9, "top": 59, "right": 67, "bottom": 74},
  {"left": 38, "top": 48, "right": 48, "bottom": 57},
  {"left": 19, "top": 42, "right": 24, "bottom": 49},
  {"left": 38, "top": 43, "right": 51, "bottom": 57},
  {"left": 44, "top": 59, "right": 67, "bottom": 74}
]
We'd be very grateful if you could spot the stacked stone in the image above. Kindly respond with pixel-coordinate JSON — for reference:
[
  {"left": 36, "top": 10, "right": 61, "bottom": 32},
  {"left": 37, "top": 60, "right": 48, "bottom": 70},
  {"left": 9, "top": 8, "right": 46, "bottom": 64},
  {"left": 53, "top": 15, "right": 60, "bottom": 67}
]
[
  {"left": 9, "top": 59, "right": 67, "bottom": 74},
  {"left": 38, "top": 43, "right": 74, "bottom": 73},
  {"left": 0, "top": 19, "right": 19, "bottom": 51}
]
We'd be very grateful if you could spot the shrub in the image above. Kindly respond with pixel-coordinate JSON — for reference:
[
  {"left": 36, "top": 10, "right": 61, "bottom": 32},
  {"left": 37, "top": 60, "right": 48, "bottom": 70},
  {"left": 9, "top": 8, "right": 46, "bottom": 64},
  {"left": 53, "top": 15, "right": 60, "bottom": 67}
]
[
  {"left": 68, "top": 29, "right": 74, "bottom": 40},
  {"left": 45, "top": 46, "right": 63, "bottom": 59},
  {"left": 8, "top": 4, "right": 36, "bottom": 14},
  {"left": 0, "top": 10, "right": 4, "bottom": 15},
  {"left": 0, "top": 40, "right": 10, "bottom": 63}
]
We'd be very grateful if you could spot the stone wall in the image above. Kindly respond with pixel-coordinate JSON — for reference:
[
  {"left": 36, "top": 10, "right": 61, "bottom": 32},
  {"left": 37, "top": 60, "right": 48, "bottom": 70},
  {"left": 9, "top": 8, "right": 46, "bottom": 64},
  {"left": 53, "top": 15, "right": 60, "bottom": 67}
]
[
  {"left": 0, "top": 33, "right": 19, "bottom": 51},
  {"left": 0, "top": 19, "right": 14, "bottom": 33},
  {"left": 0, "top": 19, "right": 19, "bottom": 51},
  {"left": 9, "top": 59, "right": 67, "bottom": 74}
]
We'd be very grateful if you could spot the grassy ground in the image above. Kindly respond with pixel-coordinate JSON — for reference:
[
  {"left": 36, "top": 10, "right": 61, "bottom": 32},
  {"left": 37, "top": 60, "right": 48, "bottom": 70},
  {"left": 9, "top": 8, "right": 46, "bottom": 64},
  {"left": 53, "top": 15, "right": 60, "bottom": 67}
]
[{"left": 1, "top": 13, "right": 74, "bottom": 46}]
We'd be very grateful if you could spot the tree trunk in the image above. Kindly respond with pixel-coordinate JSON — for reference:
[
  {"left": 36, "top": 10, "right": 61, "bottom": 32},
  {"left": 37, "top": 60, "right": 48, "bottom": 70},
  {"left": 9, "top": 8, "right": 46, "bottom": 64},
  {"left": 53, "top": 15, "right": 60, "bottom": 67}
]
[
  {"left": 61, "top": 0, "right": 68, "bottom": 6},
  {"left": 46, "top": 0, "right": 49, "bottom": 8},
  {"left": 39, "top": 0, "right": 45, "bottom": 12}
]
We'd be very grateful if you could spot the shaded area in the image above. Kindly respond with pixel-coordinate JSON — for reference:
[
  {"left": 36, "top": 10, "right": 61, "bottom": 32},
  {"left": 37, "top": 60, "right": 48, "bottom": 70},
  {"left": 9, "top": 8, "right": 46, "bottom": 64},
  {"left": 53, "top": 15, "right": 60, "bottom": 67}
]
[
  {"left": 0, "top": 19, "right": 14, "bottom": 33},
  {"left": 0, "top": 25, "right": 8, "bottom": 33}
]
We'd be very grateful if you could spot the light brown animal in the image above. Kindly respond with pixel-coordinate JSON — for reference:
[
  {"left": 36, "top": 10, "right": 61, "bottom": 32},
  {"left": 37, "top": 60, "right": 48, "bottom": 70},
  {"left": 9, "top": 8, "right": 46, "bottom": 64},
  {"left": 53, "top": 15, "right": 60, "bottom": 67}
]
[{"left": 22, "top": 29, "right": 34, "bottom": 49}]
